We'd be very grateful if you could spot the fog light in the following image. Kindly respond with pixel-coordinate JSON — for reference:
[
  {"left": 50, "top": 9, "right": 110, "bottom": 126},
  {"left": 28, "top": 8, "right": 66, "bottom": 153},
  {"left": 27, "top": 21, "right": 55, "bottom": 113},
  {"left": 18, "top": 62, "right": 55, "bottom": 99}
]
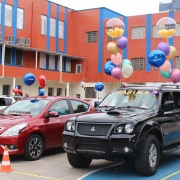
[
  {"left": 7, "top": 145, "right": 17, "bottom": 150},
  {"left": 124, "top": 147, "right": 129, "bottom": 153},
  {"left": 64, "top": 143, "right": 67, "bottom": 148}
]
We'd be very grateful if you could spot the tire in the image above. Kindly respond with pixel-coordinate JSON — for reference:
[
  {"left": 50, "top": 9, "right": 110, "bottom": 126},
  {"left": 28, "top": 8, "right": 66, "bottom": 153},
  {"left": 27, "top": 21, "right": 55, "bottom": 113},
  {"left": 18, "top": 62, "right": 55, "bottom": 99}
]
[
  {"left": 24, "top": 134, "right": 44, "bottom": 161},
  {"left": 135, "top": 135, "right": 160, "bottom": 176},
  {"left": 67, "top": 153, "right": 92, "bottom": 168}
]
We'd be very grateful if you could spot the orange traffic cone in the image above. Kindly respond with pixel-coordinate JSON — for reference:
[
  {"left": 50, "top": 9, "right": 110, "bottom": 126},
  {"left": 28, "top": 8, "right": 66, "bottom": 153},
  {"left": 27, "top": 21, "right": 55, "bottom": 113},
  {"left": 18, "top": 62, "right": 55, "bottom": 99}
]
[{"left": 0, "top": 145, "right": 13, "bottom": 172}]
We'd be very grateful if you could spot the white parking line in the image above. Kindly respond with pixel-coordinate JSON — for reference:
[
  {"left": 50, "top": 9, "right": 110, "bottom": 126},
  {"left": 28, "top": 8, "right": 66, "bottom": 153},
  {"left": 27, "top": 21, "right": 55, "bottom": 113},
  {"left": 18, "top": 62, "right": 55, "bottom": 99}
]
[{"left": 76, "top": 161, "right": 124, "bottom": 180}]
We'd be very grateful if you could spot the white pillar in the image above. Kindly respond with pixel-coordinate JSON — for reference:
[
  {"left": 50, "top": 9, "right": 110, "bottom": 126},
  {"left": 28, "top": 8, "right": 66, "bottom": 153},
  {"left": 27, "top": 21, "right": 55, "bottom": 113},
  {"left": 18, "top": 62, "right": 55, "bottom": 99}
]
[
  {"left": 35, "top": 51, "right": 38, "bottom": 69},
  {"left": 66, "top": 82, "right": 69, "bottom": 96},
  {"left": 12, "top": 77, "right": 16, "bottom": 95}
]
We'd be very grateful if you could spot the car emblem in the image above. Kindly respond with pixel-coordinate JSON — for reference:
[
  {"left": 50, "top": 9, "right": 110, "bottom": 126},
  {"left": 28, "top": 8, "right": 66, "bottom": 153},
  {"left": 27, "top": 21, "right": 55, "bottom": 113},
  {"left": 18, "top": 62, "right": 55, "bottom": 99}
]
[{"left": 90, "top": 127, "right": 95, "bottom": 132}]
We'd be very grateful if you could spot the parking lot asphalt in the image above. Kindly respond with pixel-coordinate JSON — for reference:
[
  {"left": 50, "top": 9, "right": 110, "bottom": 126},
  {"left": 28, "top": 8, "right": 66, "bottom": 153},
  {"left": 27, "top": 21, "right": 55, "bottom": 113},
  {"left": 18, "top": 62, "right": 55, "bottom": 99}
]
[{"left": 1, "top": 148, "right": 180, "bottom": 180}]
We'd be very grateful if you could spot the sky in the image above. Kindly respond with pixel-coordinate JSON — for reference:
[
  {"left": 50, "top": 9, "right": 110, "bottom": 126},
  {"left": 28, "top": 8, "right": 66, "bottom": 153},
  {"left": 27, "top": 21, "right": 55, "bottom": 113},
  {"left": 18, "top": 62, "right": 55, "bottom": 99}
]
[{"left": 50, "top": 0, "right": 162, "bottom": 16}]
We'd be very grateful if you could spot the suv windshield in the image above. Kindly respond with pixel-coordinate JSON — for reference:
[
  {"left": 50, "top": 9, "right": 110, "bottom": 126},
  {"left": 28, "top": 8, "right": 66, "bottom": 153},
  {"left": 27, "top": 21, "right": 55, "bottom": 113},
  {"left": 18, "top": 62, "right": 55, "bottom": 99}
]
[
  {"left": 2, "top": 99, "right": 50, "bottom": 116},
  {"left": 99, "top": 89, "right": 158, "bottom": 109}
]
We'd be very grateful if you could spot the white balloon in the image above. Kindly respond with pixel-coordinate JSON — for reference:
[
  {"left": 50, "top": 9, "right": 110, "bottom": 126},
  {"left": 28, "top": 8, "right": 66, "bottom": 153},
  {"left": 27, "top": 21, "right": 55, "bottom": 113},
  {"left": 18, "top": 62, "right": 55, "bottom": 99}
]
[{"left": 122, "top": 64, "right": 133, "bottom": 78}]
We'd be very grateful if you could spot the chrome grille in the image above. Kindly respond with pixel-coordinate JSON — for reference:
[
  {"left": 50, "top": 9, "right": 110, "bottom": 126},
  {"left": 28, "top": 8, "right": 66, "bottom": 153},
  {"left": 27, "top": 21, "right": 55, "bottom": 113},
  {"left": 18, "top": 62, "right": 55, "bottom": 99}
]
[{"left": 78, "top": 124, "right": 111, "bottom": 136}]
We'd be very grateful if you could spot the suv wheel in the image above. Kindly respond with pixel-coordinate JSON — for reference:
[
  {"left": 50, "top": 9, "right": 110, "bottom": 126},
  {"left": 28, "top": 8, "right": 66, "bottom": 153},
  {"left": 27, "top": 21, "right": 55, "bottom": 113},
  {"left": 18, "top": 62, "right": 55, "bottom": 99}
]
[
  {"left": 67, "top": 153, "right": 92, "bottom": 168},
  {"left": 24, "top": 134, "right": 44, "bottom": 161},
  {"left": 135, "top": 135, "right": 160, "bottom": 176}
]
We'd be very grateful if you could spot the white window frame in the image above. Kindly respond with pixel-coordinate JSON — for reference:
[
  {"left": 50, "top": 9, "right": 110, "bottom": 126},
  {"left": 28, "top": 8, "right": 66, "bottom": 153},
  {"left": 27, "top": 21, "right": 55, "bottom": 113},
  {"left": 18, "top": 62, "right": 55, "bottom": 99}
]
[
  {"left": 176, "top": 24, "right": 180, "bottom": 36},
  {"left": 86, "top": 31, "right": 98, "bottom": 43},
  {"left": 131, "top": 58, "right": 144, "bottom": 70},
  {"left": 59, "top": 21, "right": 64, "bottom": 39},
  {"left": 152, "top": 25, "right": 161, "bottom": 38},
  {"left": 66, "top": 58, "right": 71, "bottom": 72},
  {"left": 50, "top": 18, "right": 55, "bottom": 37},
  {"left": 49, "top": 55, "right": 55, "bottom": 70},
  {"left": 132, "top": 27, "right": 145, "bottom": 39},
  {"left": 17, "top": 8, "right": 24, "bottom": 30},
  {"left": 41, "top": 15, "right": 47, "bottom": 35},
  {"left": 5, "top": 4, "right": 12, "bottom": 27},
  {"left": 40, "top": 53, "right": 46, "bottom": 69},
  {"left": 175, "top": 56, "right": 180, "bottom": 69}
]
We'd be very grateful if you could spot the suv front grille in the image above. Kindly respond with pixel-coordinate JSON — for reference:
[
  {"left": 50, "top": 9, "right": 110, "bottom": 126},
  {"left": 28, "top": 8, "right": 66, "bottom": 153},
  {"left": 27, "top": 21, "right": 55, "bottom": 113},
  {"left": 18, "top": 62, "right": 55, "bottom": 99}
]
[{"left": 78, "top": 123, "right": 112, "bottom": 136}]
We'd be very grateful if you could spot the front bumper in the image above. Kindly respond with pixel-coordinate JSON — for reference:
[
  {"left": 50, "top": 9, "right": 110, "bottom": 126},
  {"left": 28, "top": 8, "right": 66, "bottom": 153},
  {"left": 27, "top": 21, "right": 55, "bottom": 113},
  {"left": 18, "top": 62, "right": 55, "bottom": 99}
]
[{"left": 63, "top": 131, "right": 143, "bottom": 160}]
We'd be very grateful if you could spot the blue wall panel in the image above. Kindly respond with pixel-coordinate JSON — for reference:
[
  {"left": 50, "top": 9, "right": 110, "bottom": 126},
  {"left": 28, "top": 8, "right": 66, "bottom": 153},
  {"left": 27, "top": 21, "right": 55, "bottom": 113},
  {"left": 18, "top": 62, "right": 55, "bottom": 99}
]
[
  {"left": 146, "top": 14, "right": 151, "bottom": 72},
  {"left": 55, "top": 4, "right": 59, "bottom": 52},
  {"left": 12, "top": 0, "right": 18, "bottom": 44},
  {"left": 46, "top": 1, "right": 51, "bottom": 51},
  {"left": 1, "top": 0, "right": 6, "bottom": 41}
]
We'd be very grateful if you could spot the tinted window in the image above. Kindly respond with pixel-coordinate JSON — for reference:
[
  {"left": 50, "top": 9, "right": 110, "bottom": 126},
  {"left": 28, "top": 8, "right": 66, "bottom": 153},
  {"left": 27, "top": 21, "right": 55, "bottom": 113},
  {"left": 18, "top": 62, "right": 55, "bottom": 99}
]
[
  {"left": 5, "top": 98, "right": 13, "bottom": 106},
  {"left": 0, "top": 98, "right": 6, "bottom": 106},
  {"left": 172, "top": 92, "right": 180, "bottom": 109},
  {"left": 161, "top": 92, "right": 174, "bottom": 112},
  {"left": 49, "top": 100, "right": 70, "bottom": 116},
  {"left": 71, "top": 100, "right": 89, "bottom": 113}
]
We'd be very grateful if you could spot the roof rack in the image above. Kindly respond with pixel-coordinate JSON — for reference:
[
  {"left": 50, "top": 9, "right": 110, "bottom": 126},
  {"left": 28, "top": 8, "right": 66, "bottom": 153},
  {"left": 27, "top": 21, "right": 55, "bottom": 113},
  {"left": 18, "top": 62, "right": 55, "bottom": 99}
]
[
  {"left": 121, "top": 84, "right": 146, "bottom": 87},
  {"left": 160, "top": 84, "right": 180, "bottom": 90}
]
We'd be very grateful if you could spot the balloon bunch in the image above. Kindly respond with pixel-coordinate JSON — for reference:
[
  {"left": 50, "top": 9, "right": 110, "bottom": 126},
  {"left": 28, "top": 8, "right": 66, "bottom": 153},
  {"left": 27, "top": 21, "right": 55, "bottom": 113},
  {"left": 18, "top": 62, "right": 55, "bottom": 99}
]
[
  {"left": 23, "top": 73, "right": 46, "bottom": 96},
  {"left": 12, "top": 86, "right": 23, "bottom": 96},
  {"left": 94, "top": 82, "right": 104, "bottom": 92},
  {"left": 148, "top": 17, "right": 178, "bottom": 83},
  {"left": 105, "top": 18, "right": 132, "bottom": 80}
]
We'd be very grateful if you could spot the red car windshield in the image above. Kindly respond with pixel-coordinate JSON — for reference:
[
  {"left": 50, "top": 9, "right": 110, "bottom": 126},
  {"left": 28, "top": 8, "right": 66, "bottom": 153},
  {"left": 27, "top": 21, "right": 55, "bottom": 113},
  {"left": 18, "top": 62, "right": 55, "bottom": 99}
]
[{"left": 3, "top": 99, "right": 50, "bottom": 116}]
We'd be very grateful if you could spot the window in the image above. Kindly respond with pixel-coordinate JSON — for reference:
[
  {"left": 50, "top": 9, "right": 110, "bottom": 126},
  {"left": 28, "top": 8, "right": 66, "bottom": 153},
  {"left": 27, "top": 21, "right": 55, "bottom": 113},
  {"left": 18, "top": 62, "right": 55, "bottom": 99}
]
[
  {"left": 76, "top": 94, "right": 80, "bottom": 99},
  {"left": 50, "top": 18, "right": 55, "bottom": 37},
  {"left": 132, "top": 27, "right": 145, "bottom": 39},
  {"left": 76, "top": 64, "right": 82, "bottom": 73},
  {"left": 57, "top": 88, "right": 62, "bottom": 96},
  {"left": 152, "top": 66, "right": 158, "bottom": 70},
  {"left": 49, "top": 100, "right": 70, "bottom": 115},
  {"left": 176, "top": 24, "right": 180, "bottom": 36},
  {"left": 85, "top": 87, "right": 96, "bottom": 98},
  {"left": 172, "top": 92, "right": 180, "bottom": 109},
  {"left": 17, "top": 8, "right": 24, "bottom": 29},
  {"left": 5, "top": 4, "right": 12, "bottom": 27},
  {"left": 5, "top": 47, "right": 11, "bottom": 65},
  {"left": 132, "top": 58, "right": 144, "bottom": 70},
  {"left": 16, "top": 85, "right": 22, "bottom": 90},
  {"left": 175, "top": 56, "right": 180, "bottom": 68},
  {"left": 2, "top": 85, "right": 10, "bottom": 95},
  {"left": 70, "top": 100, "right": 89, "bottom": 113},
  {"left": 40, "top": 53, "right": 46, "bottom": 69},
  {"left": 107, "top": 35, "right": 116, "bottom": 41},
  {"left": 106, "top": 59, "right": 111, "bottom": 62},
  {"left": 152, "top": 26, "right": 161, "bottom": 38},
  {"left": 16, "top": 49, "right": 23, "bottom": 66},
  {"left": 41, "top": 15, "right": 47, "bottom": 35},
  {"left": 161, "top": 92, "right": 174, "bottom": 112},
  {"left": 86, "top": 31, "right": 98, "bottom": 43},
  {"left": 48, "top": 87, "right": 54, "bottom": 96},
  {"left": 49, "top": 55, "right": 55, "bottom": 70},
  {"left": 66, "top": 58, "right": 71, "bottom": 72},
  {"left": 59, "top": 21, "right": 64, "bottom": 39}
]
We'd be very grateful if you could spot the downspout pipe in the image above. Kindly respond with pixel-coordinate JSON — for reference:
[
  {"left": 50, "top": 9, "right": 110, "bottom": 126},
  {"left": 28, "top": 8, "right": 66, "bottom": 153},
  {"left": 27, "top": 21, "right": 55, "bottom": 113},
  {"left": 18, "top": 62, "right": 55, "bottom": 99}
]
[{"left": 0, "top": 43, "right": 5, "bottom": 78}]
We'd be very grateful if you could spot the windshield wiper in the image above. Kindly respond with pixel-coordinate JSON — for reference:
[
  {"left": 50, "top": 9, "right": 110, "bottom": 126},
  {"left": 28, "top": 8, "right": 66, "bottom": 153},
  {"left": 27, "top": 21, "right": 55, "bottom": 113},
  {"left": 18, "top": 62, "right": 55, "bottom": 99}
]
[
  {"left": 126, "top": 106, "right": 149, "bottom": 109},
  {"left": 99, "top": 106, "right": 115, "bottom": 108},
  {"left": 8, "top": 114, "right": 23, "bottom": 116}
]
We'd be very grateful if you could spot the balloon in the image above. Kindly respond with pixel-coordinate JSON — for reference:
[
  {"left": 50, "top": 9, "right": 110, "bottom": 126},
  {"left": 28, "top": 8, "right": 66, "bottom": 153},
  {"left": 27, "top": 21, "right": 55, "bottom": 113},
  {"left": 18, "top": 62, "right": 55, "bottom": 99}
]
[
  {"left": 156, "top": 17, "right": 177, "bottom": 38},
  {"left": 157, "top": 42, "right": 170, "bottom": 56},
  {"left": 106, "top": 18, "right": 125, "bottom": 38},
  {"left": 38, "top": 75, "right": 46, "bottom": 89},
  {"left": 104, "top": 61, "right": 117, "bottom": 76},
  {"left": 107, "top": 42, "right": 118, "bottom": 54},
  {"left": 38, "top": 89, "right": 45, "bottom": 96},
  {"left": 170, "top": 69, "right": 180, "bottom": 84},
  {"left": 111, "top": 53, "right": 122, "bottom": 65},
  {"left": 117, "top": 36, "right": 128, "bottom": 50},
  {"left": 160, "top": 69, "right": 172, "bottom": 79},
  {"left": 166, "top": 46, "right": 177, "bottom": 60},
  {"left": 159, "top": 60, "right": 171, "bottom": 72},
  {"left": 121, "top": 59, "right": 132, "bottom": 68},
  {"left": 15, "top": 85, "right": 18, "bottom": 89},
  {"left": 17, "top": 89, "right": 23, "bottom": 96},
  {"left": 95, "top": 82, "right": 104, "bottom": 91},
  {"left": 111, "top": 67, "right": 122, "bottom": 80},
  {"left": 12, "top": 88, "right": 18, "bottom": 94},
  {"left": 122, "top": 64, "right": 133, "bottom": 78},
  {"left": 23, "top": 73, "right": 35, "bottom": 86},
  {"left": 148, "top": 50, "right": 166, "bottom": 68}
]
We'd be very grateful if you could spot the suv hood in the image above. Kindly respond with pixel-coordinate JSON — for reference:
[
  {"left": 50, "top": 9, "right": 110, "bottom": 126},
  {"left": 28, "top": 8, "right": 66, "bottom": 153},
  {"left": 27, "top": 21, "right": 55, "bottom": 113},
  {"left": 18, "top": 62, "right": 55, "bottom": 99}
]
[{"left": 75, "top": 108, "right": 156, "bottom": 124}]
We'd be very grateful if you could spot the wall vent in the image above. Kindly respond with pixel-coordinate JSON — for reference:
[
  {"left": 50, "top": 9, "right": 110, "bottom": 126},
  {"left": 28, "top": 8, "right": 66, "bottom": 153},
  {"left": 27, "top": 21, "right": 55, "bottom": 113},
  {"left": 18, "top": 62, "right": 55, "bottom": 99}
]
[
  {"left": 8, "top": 35, "right": 15, "bottom": 43},
  {"left": 0, "top": 32, "right": 3, "bottom": 41},
  {"left": 76, "top": 64, "right": 82, "bottom": 73},
  {"left": 17, "top": 37, "right": 25, "bottom": 46},
  {"left": 25, "top": 38, "right": 30, "bottom": 46}
]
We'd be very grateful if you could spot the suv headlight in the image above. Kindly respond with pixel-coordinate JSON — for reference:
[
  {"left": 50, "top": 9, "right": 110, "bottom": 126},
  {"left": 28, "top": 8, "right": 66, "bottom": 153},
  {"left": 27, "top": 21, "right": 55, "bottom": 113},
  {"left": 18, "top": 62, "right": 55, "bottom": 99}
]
[
  {"left": 0, "top": 122, "right": 28, "bottom": 137},
  {"left": 125, "top": 124, "right": 134, "bottom": 133},
  {"left": 66, "top": 121, "right": 75, "bottom": 131}
]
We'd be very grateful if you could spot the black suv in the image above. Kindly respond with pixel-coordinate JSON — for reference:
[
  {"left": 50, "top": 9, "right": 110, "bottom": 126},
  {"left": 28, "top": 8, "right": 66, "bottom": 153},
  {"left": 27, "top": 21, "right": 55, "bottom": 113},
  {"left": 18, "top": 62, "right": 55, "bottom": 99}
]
[{"left": 62, "top": 84, "right": 180, "bottom": 176}]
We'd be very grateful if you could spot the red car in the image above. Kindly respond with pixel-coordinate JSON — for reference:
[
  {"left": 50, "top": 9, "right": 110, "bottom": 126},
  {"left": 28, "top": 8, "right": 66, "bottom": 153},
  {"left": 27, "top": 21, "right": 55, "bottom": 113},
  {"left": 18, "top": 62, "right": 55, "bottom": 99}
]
[{"left": 0, "top": 96, "right": 94, "bottom": 161}]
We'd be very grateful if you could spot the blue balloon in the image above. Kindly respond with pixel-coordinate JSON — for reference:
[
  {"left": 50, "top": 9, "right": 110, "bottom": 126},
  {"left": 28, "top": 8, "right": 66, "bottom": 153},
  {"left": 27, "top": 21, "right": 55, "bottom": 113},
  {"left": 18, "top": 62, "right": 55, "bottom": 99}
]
[
  {"left": 104, "top": 61, "right": 117, "bottom": 76},
  {"left": 38, "top": 89, "right": 44, "bottom": 96},
  {"left": 23, "top": 73, "right": 35, "bottom": 86},
  {"left": 15, "top": 85, "right": 18, "bottom": 89},
  {"left": 95, "top": 82, "right": 104, "bottom": 91},
  {"left": 148, "top": 50, "right": 166, "bottom": 68}
]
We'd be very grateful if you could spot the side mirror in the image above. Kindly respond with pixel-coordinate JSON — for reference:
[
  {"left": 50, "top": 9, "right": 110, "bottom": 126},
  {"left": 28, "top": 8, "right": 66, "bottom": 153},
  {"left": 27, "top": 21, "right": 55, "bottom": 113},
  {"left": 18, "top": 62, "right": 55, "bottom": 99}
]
[
  {"left": 94, "top": 101, "right": 100, "bottom": 108},
  {"left": 164, "top": 100, "right": 175, "bottom": 112},
  {"left": 46, "top": 111, "right": 59, "bottom": 118}
]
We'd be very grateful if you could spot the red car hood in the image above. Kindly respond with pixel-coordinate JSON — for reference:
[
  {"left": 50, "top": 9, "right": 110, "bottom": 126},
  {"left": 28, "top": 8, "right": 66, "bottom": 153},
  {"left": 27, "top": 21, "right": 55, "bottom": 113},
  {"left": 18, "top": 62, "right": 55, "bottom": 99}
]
[{"left": 0, "top": 115, "right": 34, "bottom": 128}]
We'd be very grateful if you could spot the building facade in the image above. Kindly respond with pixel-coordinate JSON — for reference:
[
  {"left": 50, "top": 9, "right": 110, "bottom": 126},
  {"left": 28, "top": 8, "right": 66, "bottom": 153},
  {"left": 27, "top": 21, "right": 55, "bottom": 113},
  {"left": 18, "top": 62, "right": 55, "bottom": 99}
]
[{"left": 0, "top": 0, "right": 180, "bottom": 100}]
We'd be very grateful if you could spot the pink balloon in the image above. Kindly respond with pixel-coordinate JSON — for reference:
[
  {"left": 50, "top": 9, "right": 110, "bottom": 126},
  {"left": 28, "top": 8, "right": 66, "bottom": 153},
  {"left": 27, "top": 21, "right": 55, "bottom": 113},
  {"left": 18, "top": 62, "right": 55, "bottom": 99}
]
[
  {"left": 111, "top": 67, "right": 122, "bottom": 80},
  {"left": 170, "top": 69, "right": 180, "bottom": 84},
  {"left": 111, "top": 53, "right": 122, "bottom": 65},
  {"left": 159, "top": 60, "right": 171, "bottom": 72}
]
